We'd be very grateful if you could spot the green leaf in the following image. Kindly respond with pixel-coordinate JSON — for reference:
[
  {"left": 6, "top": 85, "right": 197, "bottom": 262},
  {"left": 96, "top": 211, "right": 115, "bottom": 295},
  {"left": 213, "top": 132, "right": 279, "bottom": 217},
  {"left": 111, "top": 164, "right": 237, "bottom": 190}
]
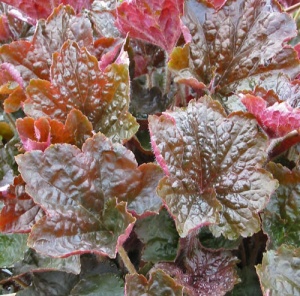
[
  {"left": 168, "top": 0, "right": 300, "bottom": 96},
  {"left": 226, "top": 266, "right": 262, "bottom": 296},
  {"left": 149, "top": 97, "right": 278, "bottom": 239},
  {"left": 125, "top": 269, "right": 183, "bottom": 296},
  {"left": 256, "top": 245, "right": 300, "bottom": 296},
  {"left": 15, "top": 133, "right": 163, "bottom": 258},
  {"left": 14, "top": 248, "right": 81, "bottom": 275},
  {"left": 70, "top": 273, "right": 124, "bottom": 296},
  {"left": 0, "top": 233, "right": 28, "bottom": 267},
  {"left": 16, "top": 271, "right": 79, "bottom": 296},
  {"left": 262, "top": 162, "right": 300, "bottom": 249},
  {"left": 135, "top": 208, "right": 179, "bottom": 262},
  {"left": 198, "top": 227, "right": 242, "bottom": 251},
  {"left": 25, "top": 40, "right": 139, "bottom": 143}
]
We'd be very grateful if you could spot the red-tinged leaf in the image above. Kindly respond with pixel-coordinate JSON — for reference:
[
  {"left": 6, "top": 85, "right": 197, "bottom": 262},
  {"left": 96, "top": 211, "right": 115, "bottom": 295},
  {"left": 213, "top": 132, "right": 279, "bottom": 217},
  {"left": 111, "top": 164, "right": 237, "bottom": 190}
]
[
  {"left": 154, "top": 237, "right": 239, "bottom": 296},
  {"left": 16, "top": 110, "right": 93, "bottom": 151},
  {"left": 25, "top": 40, "right": 139, "bottom": 143},
  {"left": 0, "top": 3, "right": 30, "bottom": 42},
  {"left": 0, "top": 14, "right": 11, "bottom": 41},
  {"left": 262, "top": 162, "right": 300, "bottom": 249},
  {"left": 149, "top": 97, "right": 278, "bottom": 239},
  {"left": 0, "top": 0, "right": 93, "bottom": 24},
  {"left": 95, "top": 37, "right": 124, "bottom": 71},
  {"left": 169, "top": 0, "right": 300, "bottom": 96},
  {"left": 206, "top": 0, "right": 227, "bottom": 9},
  {"left": 3, "top": 86, "right": 27, "bottom": 113},
  {"left": 125, "top": 270, "right": 183, "bottom": 296},
  {"left": 15, "top": 133, "right": 163, "bottom": 258},
  {"left": 16, "top": 117, "right": 51, "bottom": 152},
  {"left": 0, "top": 5, "right": 94, "bottom": 86},
  {"left": 256, "top": 245, "right": 300, "bottom": 296},
  {"left": 116, "top": 0, "right": 184, "bottom": 53},
  {"left": 241, "top": 94, "right": 300, "bottom": 138},
  {"left": 0, "top": 175, "right": 43, "bottom": 233}
]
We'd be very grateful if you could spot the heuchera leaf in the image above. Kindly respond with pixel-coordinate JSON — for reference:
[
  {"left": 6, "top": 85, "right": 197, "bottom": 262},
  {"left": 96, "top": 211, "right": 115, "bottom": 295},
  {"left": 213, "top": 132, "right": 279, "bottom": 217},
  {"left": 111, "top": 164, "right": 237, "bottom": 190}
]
[
  {"left": 70, "top": 273, "right": 124, "bottom": 296},
  {"left": 241, "top": 93, "right": 300, "bottom": 138},
  {"left": 256, "top": 245, "right": 300, "bottom": 296},
  {"left": 262, "top": 162, "right": 300, "bottom": 249},
  {"left": 15, "top": 133, "right": 164, "bottom": 258},
  {"left": 149, "top": 97, "right": 277, "bottom": 239},
  {"left": 154, "top": 237, "right": 239, "bottom": 296},
  {"left": 206, "top": 0, "right": 227, "bottom": 9},
  {"left": 16, "top": 110, "right": 93, "bottom": 151},
  {"left": 25, "top": 40, "right": 139, "bottom": 143},
  {"left": 168, "top": 0, "right": 300, "bottom": 95},
  {"left": 134, "top": 208, "right": 179, "bottom": 262},
  {"left": 16, "top": 271, "right": 79, "bottom": 296},
  {"left": 0, "top": 233, "right": 28, "bottom": 267},
  {"left": 0, "top": 175, "right": 43, "bottom": 233},
  {"left": 125, "top": 269, "right": 183, "bottom": 296},
  {"left": 198, "top": 227, "right": 242, "bottom": 251},
  {"left": 116, "top": 0, "right": 184, "bottom": 53},
  {"left": 14, "top": 249, "right": 81, "bottom": 275},
  {"left": 0, "top": 0, "right": 93, "bottom": 24},
  {"left": 0, "top": 5, "right": 94, "bottom": 85}
]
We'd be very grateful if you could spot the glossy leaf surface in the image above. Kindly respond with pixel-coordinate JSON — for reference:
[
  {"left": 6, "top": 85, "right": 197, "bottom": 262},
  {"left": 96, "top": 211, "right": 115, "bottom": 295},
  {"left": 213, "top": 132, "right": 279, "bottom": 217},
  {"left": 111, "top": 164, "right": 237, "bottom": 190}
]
[
  {"left": 241, "top": 94, "right": 300, "bottom": 138},
  {"left": 125, "top": 269, "right": 183, "bottom": 296},
  {"left": 256, "top": 245, "right": 300, "bottom": 296},
  {"left": 0, "top": 233, "right": 28, "bottom": 267},
  {"left": 0, "top": 5, "right": 93, "bottom": 85},
  {"left": 0, "top": 175, "right": 42, "bottom": 233},
  {"left": 263, "top": 162, "right": 300, "bottom": 249},
  {"left": 15, "top": 133, "right": 163, "bottom": 258},
  {"left": 25, "top": 40, "right": 138, "bottom": 143},
  {"left": 116, "top": 0, "right": 183, "bottom": 53},
  {"left": 0, "top": 0, "right": 92, "bottom": 24},
  {"left": 168, "top": 0, "right": 300, "bottom": 95},
  {"left": 155, "top": 237, "right": 239, "bottom": 296},
  {"left": 135, "top": 208, "right": 179, "bottom": 262},
  {"left": 149, "top": 97, "right": 277, "bottom": 239}
]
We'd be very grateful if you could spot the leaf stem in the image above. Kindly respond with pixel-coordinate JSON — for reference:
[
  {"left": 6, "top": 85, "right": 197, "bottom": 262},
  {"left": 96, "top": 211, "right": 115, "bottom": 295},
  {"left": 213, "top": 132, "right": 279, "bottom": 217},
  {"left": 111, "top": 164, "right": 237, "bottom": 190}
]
[
  {"left": 285, "top": 2, "right": 300, "bottom": 14},
  {"left": 118, "top": 245, "right": 137, "bottom": 274}
]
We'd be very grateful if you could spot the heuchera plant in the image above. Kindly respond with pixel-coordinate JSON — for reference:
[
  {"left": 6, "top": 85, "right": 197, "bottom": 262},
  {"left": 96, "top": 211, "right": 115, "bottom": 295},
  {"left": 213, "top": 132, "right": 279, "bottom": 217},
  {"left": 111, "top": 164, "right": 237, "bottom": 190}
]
[{"left": 1, "top": 0, "right": 300, "bottom": 295}]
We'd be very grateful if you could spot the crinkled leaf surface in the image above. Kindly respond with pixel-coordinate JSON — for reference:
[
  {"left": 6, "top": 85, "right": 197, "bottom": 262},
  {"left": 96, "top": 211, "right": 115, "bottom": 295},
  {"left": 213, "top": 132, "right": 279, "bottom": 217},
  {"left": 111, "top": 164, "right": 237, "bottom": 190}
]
[
  {"left": 14, "top": 248, "right": 81, "bottom": 275},
  {"left": 0, "top": 175, "right": 43, "bottom": 233},
  {"left": 70, "top": 273, "right": 124, "bottom": 296},
  {"left": 16, "top": 271, "right": 79, "bottom": 296},
  {"left": 15, "top": 133, "right": 163, "bottom": 258},
  {"left": 135, "top": 208, "right": 179, "bottom": 262},
  {"left": 263, "top": 162, "right": 300, "bottom": 249},
  {"left": 0, "top": 5, "right": 94, "bottom": 85},
  {"left": 0, "top": 233, "right": 28, "bottom": 267},
  {"left": 168, "top": 0, "right": 300, "bottom": 96},
  {"left": 1, "top": 0, "right": 93, "bottom": 24},
  {"left": 241, "top": 94, "right": 300, "bottom": 138},
  {"left": 256, "top": 245, "right": 300, "bottom": 296},
  {"left": 125, "top": 269, "right": 183, "bottom": 296},
  {"left": 116, "top": 0, "right": 183, "bottom": 53},
  {"left": 154, "top": 237, "right": 239, "bottom": 296},
  {"left": 25, "top": 40, "right": 139, "bottom": 143},
  {"left": 16, "top": 110, "right": 93, "bottom": 151},
  {"left": 149, "top": 97, "right": 277, "bottom": 239}
]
